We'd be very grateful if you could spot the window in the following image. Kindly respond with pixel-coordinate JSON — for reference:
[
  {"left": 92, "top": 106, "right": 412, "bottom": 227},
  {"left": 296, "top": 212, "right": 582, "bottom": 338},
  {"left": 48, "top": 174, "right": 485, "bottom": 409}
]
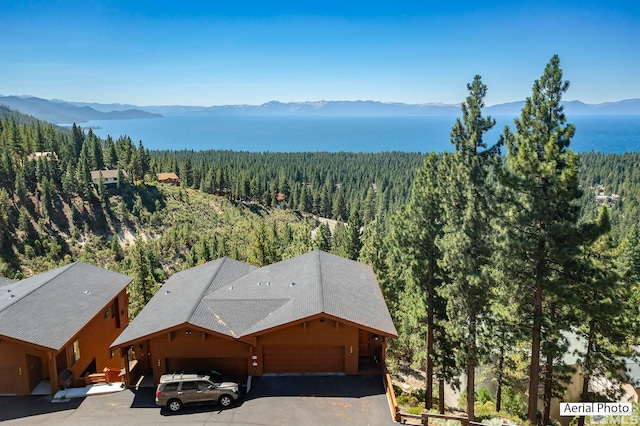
[
  {"left": 104, "top": 309, "right": 109, "bottom": 318},
  {"left": 109, "top": 349, "right": 115, "bottom": 359},
  {"left": 110, "top": 302, "right": 116, "bottom": 318},
  {"left": 163, "top": 383, "right": 178, "bottom": 392},
  {"left": 70, "top": 339, "right": 80, "bottom": 365},
  {"left": 198, "top": 381, "right": 211, "bottom": 391},
  {"left": 180, "top": 381, "right": 197, "bottom": 391}
]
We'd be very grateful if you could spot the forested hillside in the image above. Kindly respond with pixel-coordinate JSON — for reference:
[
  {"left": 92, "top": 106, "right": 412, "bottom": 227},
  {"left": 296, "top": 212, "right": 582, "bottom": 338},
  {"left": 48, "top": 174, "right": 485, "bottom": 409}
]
[
  {"left": 2, "top": 58, "right": 640, "bottom": 425},
  {"left": 378, "top": 58, "right": 640, "bottom": 426},
  {"left": 148, "top": 149, "right": 421, "bottom": 223},
  {"left": 0, "top": 106, "right": 422, "bottom": 318}
]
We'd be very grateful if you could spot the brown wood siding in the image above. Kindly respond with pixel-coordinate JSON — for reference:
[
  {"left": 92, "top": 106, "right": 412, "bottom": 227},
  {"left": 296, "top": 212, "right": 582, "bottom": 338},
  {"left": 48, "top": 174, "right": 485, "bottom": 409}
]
[
  {"left": 254, "top": 318, "right": 359, "bottom": 375},
  {"left": 263, "top": 345, "right": 344, "bottom": 373},
  {"left": 150, "top": 327, "right": 250, "bottom": 384},
  {"left": 0, "top": 366, "right": 17, "bottom": 395},
  {"left": 0, "top": 339, "right": 48, "bottom": 395},
  {"left": 67, "top": 290, "right": 129, "bottom": 385},
  {"left": 166, "top": 357, "right": 247, "bottom": 381}
]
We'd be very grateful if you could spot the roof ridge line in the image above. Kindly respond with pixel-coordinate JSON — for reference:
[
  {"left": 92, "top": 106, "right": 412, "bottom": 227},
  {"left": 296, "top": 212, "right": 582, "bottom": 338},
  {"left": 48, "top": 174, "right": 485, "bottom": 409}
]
[
  {"left": 186, "top": 257, "right": 228, "bottom": 323},
  {"left": 316, "top": 250, "right": 325, "bottom": 313},
  {"left": 0, "top": 261, "right": 78, "bottom": 314}
]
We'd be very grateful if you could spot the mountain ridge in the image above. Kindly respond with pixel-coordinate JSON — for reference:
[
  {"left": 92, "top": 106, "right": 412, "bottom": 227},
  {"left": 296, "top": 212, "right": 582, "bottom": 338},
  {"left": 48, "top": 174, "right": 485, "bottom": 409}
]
[
  {"left": 0, "top": 95, "right": 163, "bottom": 124},
  {"left": 2, "top": 96, "right": 640, "bottom": 123}
]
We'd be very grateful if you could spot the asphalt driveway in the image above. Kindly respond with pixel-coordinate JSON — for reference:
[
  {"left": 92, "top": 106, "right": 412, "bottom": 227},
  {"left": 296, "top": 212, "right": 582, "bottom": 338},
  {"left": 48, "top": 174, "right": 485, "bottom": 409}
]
[{"left": 0, "top": 374, "right": 397, "bottom": 425}]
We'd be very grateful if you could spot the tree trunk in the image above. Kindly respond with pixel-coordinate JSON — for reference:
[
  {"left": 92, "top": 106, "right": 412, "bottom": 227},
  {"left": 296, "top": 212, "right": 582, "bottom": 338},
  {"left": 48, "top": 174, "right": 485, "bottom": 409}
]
[
  {"left": 467, "top": 318, "right": 476, "bottom": 423},
  {"left": 439, "top": 378, "right": 445, "bottom": 414},
  {"left": 496, "top": 346, "right": 504, "bottom": 412},
  {"left": 542, "top": 304, "right": 557, "bottom": 426},
  {"left": 528, "top": 279, "right": 543, "bottom": 425},
  {"left": 467, "top": 363, "right": 475, "bottom": 422},
  {"left": 425, "top": 260, "right": 435, "bottom": 410},
  {"left": 542, "top": 350, "right": 554, "bottom": 425},
  {"left": 577, "top": 321, "right": 595, "bottom": 426}
]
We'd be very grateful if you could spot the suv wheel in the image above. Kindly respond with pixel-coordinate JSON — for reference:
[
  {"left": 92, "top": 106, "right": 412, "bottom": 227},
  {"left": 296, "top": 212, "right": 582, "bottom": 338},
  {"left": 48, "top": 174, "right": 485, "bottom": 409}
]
[
  {"left": 218, "top": 394, "right": 233, "bottom": 407},
  {"left": 168, "top": 399, "right": 183, "bottom": 412}
]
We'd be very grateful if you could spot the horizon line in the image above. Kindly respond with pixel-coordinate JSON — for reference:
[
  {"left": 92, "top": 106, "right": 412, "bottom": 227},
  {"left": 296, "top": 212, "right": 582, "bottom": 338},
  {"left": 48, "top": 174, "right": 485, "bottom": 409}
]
[{"left": 2, "top": 94, "right": 640, "bottom": 109}]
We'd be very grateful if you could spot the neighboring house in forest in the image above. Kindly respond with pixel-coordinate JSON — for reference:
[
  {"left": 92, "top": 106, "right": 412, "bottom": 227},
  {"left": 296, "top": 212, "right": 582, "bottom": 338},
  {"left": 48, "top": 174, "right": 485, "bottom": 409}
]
[
  {"left": 26, "top": 152, "right": 59, "bottom": 162},
  {"left": 111, "top": 250, "right": 397, "bottom": 386},
  {"left": 156, "top": 172, "right": 181, "bottom": 186},
  {"left": 90, "top": 169, "right": 125, "bottom": 187},
  {"left": 0, "top": 262, "right": 132, "bottom": 396}
]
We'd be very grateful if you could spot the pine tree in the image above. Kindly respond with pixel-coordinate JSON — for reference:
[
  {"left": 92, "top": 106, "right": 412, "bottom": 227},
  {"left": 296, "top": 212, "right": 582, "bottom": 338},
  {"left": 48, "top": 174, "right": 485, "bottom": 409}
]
[
  {"left": 283, "top": 220, "right": 313, "bottom": 259},
  {"left": 573, "top": 209, "right": 639, "bottom": 426},
  {"left": 98, "top": 172, "right": 109, "bottom": 208},
  {"left": 71, "top": 123, "right": 84, "bottom": 157},
  {"left": 332, "top": 189, "right": 347, "bottom": 220},
  {"left": 498, "top": 55, "right": 583, "bottom": 425},
  {"left": 247, "top": 221, "right": 277, "bottom": 266},
  {"left": 387, "top": 153, "right": 452, "bottom": 408},
  {"left": 128, "top": 240, "right": 158, "bottom": 318},
  {"left": 343, "top": 207, "right": 363, "bottom": 260},
  {"left": 76, "top": 142, "right": 94, "bottom": 200},
  {"left": 312, "top": 222, "right": 332, "bottom": 252},
  {"left": 14, "top": 165, "right": 27, "bottom": 203},
  {"left": 111, "top": 236, "right": 123, "bottom": 261},
  {"left": 437, "top": 75, "right": 498, "bottom": 422},
  {"left": 104, "top": 135, "right": 118, "bottom": 168},
  {"left": 0, "top": 188, "right": 10, "bottom": 249},
  {"left": 363, "top": 185, "right": 377, "bottom": 224}
]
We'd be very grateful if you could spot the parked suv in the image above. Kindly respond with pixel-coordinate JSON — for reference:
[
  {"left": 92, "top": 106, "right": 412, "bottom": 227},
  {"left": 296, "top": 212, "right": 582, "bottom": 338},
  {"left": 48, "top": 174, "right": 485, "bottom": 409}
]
[{"left": 155, "top": 372, "right": 241, "bottom": 412}]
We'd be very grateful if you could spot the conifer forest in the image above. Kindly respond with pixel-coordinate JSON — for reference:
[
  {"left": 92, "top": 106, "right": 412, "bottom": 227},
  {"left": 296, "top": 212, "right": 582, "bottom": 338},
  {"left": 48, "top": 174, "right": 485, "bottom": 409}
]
[{"left": 1, "top": 56, "right": 639, "bottom": 425}]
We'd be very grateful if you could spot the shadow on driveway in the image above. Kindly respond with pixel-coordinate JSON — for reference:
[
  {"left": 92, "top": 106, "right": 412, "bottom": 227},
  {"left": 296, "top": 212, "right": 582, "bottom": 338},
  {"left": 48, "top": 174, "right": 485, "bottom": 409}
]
[
  {"left": 245, "top": 374, "right": 385, "bottom": 399},
  {"left": 129, "top": 387, "right": 157, "bottom": 408},
  {"left": 0, "top": 395, "right": 83, "bottom": 422}
]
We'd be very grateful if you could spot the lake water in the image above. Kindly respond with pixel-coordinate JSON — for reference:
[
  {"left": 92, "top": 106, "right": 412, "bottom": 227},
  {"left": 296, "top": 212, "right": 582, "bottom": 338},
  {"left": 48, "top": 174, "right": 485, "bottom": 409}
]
[{"left": 85, "top": 114, "right": 640, "bottom": 154}]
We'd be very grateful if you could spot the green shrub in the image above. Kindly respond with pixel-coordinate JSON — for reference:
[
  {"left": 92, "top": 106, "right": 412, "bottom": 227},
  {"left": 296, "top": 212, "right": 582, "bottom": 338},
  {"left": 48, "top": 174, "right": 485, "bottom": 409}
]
[
  {"left": 406, "top": 406, "right": 424, "bottom": 415},
  {"left": 476, "top": 386, "right": 494, "bottom": 404}
]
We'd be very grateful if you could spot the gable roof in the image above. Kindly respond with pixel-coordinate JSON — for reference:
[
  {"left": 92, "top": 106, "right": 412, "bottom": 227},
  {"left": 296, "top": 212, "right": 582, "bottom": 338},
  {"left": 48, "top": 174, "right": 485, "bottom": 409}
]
[
  {"left": 90, "top": 169, "right": 125, "bottom": 180},
  {"left": 156, "top": 172, "right": 180, "bottom": 181},
  {"left": 112, "top": 251, "right": 397, "bottom": 348},
  {"left": 112, "top": 257, "right": 257, "bottom": 347},
  {"left": 0, "top": 262, "right": 133, "bottom": 350}
]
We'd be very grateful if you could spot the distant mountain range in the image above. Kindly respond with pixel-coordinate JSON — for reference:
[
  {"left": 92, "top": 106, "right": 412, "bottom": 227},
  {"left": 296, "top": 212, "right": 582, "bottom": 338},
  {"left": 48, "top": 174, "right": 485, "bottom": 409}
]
[
  {"left": 1, "top": 95, "right": 640, "bottom": 123},
  {"left": 0, "top": 95, "right": 163, "bottom": 124}
]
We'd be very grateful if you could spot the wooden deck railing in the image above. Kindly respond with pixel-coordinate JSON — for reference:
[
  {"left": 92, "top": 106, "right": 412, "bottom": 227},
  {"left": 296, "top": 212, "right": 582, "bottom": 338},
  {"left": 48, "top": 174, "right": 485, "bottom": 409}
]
[{"left": 383, "top": 371, "right": 401, "bottom": 422}]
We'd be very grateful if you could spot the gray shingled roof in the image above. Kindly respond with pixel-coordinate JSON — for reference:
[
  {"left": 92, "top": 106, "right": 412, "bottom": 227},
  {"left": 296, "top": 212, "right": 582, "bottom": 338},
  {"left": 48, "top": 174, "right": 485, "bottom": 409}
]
[
  {"left": 0, "top": 276, "right": 14, "bottom": 286},
  {"left": 111, "top": 257, "right": 257, "bottom": 347},
  {"left": 0, "top": 262, "right": 132, "bottom": 350},
  {"left": 112, "top": 251, "right": 397, "bottom": 348}
]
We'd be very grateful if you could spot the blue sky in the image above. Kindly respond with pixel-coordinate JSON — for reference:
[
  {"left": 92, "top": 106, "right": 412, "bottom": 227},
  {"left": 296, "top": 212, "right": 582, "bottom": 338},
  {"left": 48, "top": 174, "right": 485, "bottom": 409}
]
[{"left": 1, "top": 1, "right": 639, "bottom": 106}]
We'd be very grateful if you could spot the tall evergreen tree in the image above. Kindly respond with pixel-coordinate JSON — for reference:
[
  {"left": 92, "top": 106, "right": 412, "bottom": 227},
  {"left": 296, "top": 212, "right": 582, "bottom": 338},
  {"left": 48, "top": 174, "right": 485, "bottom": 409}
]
[
  {"left": 573, "top": 209, "right": 639, "bottom": 426},
  {"left": 387, "top": 153, "right": 451, "bottom": 409},
  {"left": 247, "top": 221, "right": 277, "bottom": 266},
  {"left": 76, "top": 141, "right": 94, "bottom": 199},
  {"left": 498, "top": 55, "right": 582, "bottom": 425},
  {"left": 343, "top": 207, "right": 363, "bottom": 260},
  {"left": 312, "top": 222, "right": 332, "bottom": 252},
  {"left": 0, "top": 188, "right": 10, "bottom": 249},
  {"left": 437, "top": 75, "right": 498, "bottom": 422},
  {"left": 128, "top": 240, "right": 158, "bottom": 318}
]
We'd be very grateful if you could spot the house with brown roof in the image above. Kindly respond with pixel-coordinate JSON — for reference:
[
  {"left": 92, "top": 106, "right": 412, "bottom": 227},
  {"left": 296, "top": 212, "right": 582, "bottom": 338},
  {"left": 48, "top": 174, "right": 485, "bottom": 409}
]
[
  {"left": 0, "top": 262, "right": 132, "bottom": 396},
  {"left": 111, "top": 251, "right": 397, "bottom": 385},
  {"left": 156, "top": 172, "right": 181, "bottom": 186}
]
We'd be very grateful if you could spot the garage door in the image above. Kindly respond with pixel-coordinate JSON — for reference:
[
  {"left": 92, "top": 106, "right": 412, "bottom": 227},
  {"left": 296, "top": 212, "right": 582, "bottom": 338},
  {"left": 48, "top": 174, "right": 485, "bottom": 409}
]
[
  {"left": 165, "top": 357, "right": 247, "bottom": 381},
  {"left": 263, "top": 346, "right": 345, "bottom": 374},
  {"left": 0, "top": 366, "right": 17, "bottom": 395}
]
